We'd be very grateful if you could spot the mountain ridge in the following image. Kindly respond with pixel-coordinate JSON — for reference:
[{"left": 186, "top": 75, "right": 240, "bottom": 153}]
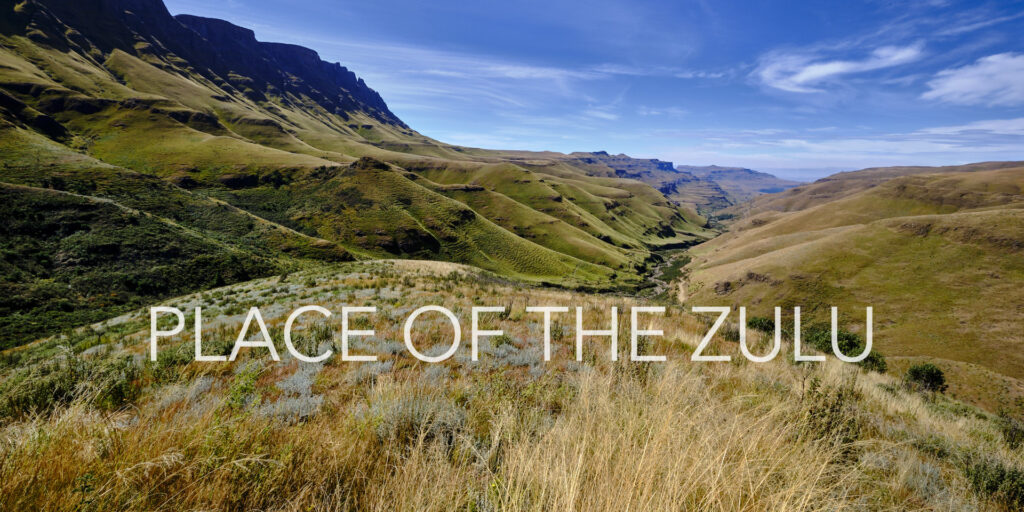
[{"left": 0, "top": 0, "right": 716, "bottom": 346}]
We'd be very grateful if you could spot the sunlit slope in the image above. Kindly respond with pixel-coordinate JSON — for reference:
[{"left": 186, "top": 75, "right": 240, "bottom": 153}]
[
  {"left": 208, "top": 157, "right": 620, "bottom": 286},
  {"left": 0, "top": 0, "right": 708, "bottom": 288},
  {"left": 0, "top": 123, "right": 356, "bottom": 346},
  {"left": 0, "top": 124, "right": 352, "bottom": 261},
  {"left": 683, "top": 167, "right": 1024, "bottom": 414},
  {"left": 725, "top": 161, "right": 1024, "bottom": 217}
]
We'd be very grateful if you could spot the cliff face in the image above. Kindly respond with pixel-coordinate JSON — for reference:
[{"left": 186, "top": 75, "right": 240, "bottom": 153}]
[
  {"left": 1, "top": 0, "right": 404, "bottom": 125},
  {"left": 174, "top": 14, "right": 402, "bottom": 125}
]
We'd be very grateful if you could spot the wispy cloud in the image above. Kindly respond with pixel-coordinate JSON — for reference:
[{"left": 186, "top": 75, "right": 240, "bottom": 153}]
[
  {"left": 755, "top": 43, "right": 924, "bottom": 93},
  {"left": 583, "top": 109, "right": 619, "bottom": 121},
  {"left": 921, "top": 53, "right": 1024, "bottom": 106},
  {"left": 936, "top": 11, "right": 1024, "bottom": 36},
  {"left": 919, "top": 117, "right": 1024, "bottom": 136},
  {"left": 636, "top": 106, "right": 688, "bottom": 117}
]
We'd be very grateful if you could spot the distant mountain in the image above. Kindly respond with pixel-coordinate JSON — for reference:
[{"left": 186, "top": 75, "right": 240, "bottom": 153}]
[
  {"left": 0, "top": 0, "right": 710, "bottom": 345},
  {"left": 566, "top": 152, "right": 733, "bottom": 214},
  {"left": 676, "top": 165, "right": 801, "bottom": 203},
  {"left": 722, "top": 161, "right": 1024, "bottom": 216}
]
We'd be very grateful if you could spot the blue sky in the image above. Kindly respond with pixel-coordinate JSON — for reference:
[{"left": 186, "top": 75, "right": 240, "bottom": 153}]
[{"left": 165, "top": 0, "right": 1024, "bottom": 179}]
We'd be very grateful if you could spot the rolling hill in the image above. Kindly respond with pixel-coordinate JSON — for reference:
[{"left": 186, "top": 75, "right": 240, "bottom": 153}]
[
  {"left": 563, "top": 151, "right": 733, "bottom": 213},
  {"left": 681, "top": 163, "right": 1024, "bottom": 415}
]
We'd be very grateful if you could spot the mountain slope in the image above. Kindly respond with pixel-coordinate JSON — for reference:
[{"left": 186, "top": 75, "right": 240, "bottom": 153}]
[
  {"left": 724, "top": 161, "right": 1024, "bottom": 217},
  {"left": 0, "top": 0, "right": 716, "bottom": 347},
  {"left": 0, "top": 0, "right": 709, "bottom": 287}
]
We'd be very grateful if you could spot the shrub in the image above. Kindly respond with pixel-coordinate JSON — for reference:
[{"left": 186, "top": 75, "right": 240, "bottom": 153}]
[
  {"left": 747, "top": 316, "right": 774, "bottom": 332},
  {"left": 963, "top": 457, "right": 1024, "bottom": 509},
  {"left": 0, "top": 356, "right": 87, "bottom": 418},
  {"left": 0, "top": 353, "right": 141, "bottom": 418},
  {"left": 804, "top": 324, "right": 887, "bottom": 373},
  {"left": 905, "top": 363, "right": 947, "bottom": 394},
  {"left": 360, "top": 395, "right": 466, "bottom": 449},
  {"left": 226, "top": 363, "right": 262, "bottom": 411},
  {"left": 91, "top": 356, "right": 142, "bottom": 410},
  {"left": 999, "top": 413, "right": 1024, "bottom": 450}
]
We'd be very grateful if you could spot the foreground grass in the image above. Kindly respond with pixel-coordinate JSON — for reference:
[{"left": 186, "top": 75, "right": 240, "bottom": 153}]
[{"left": 1, "top": 261, "right": 1021, "bottom": 510}]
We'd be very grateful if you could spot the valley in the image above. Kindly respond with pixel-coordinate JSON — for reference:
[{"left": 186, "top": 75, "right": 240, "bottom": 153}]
[{"left": 1, "top": 0, "right": 1023, "bottom": 509}]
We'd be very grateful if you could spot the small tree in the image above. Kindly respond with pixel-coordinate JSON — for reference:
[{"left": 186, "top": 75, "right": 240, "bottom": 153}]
[{"left": 905, "top": 363, "right": 947, "bottom": 395}]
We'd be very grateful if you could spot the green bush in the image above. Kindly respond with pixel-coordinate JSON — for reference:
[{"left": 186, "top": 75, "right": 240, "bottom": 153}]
[
  {"left": 999, "top": 413, "right": 1024, "bottom": 450},
  {"left": 801, "top": 377, "right": 861, "bottom": 448},
  {"left": 803, "top": 324, "right": 887, "bottom": 373},
  {"left": 905, "top": 363, "right": 947, "bottom": 394},
  {"left": 0, "top": 353, "right": 141, "bottom": 419}
]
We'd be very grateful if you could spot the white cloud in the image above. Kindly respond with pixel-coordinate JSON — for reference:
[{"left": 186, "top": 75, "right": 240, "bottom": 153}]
[
  {"left": 919, "top": 117, "right": 1024, "bottom": 136},
  {"left": 921, "top": 53, "right": 1024, "bottom": 106},
  {"left": 756, "top": 43, "right": 924, "bottom": 93}
]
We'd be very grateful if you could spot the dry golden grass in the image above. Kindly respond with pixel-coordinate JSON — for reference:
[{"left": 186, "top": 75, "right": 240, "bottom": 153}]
[{"left": 0, "top": 260, "right": 1021, "bottom": 511}]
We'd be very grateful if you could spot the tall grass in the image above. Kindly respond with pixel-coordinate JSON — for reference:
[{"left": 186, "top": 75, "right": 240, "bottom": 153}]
[{"left": 0, "top": 261, "right": 1020, "bottom": 510}]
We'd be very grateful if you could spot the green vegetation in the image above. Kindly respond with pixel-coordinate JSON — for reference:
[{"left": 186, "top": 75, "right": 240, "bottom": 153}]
[
  {"left": 747, "top": 315, "right": 774, "bottom": 332},
  {"left": 905, "top": 363, "right": 948, "bottom": 394},
  {"left": 0, "top": 183, "right": 281, "bottom": 348},
  {"left": 803, "top": 324, "right": 887, "bottom": 374},
  {"left": 0, "top": 0, "right": 713, "bottom": 348}
]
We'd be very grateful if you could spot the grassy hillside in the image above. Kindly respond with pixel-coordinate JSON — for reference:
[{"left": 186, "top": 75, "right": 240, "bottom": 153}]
[
  {"left": 1, "top": 260, "right": 1022, "bottom": 510},
  {"left": 682, "top": 166, "right": 1024, "bottom": 416},
  {"left": 0, "top": 0, "right": 712, "bottom": 348},
  {"left": 0, "top": 0, "right": 707, "bottom": 276},
  {"left": 0, "top": 182, "right": 282, "bottom": 349},
  {"left": 725, "top": 161, "right": 1024, "bottom": 217}
]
